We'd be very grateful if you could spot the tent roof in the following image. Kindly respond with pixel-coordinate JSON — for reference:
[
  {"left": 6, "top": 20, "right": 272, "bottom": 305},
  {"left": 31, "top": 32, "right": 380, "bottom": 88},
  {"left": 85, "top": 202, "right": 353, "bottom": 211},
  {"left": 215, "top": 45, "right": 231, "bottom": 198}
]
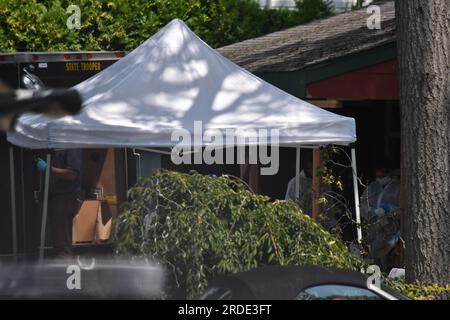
[{"left": 8, "top": 19, "right": 356, "bottom": 149}]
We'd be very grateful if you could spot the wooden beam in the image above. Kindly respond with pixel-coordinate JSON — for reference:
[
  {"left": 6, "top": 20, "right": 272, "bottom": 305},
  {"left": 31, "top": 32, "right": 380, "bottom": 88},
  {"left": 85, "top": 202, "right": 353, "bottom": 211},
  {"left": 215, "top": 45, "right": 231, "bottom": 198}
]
[
  {"left": 306, "top": 99, "right": 342, "bottom": 109},
  {"left": 312, "top": 148, "right": 322, "bottom": 220}
]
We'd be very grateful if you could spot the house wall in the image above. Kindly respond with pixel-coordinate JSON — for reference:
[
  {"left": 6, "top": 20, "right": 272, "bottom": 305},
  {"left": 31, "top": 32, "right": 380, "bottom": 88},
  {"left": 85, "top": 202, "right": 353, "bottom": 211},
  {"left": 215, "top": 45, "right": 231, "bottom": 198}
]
[
  {"left": 250, "top": 44, "right": 400, "bottom": 240},
  {"left": 306, "top": 60, "right": 399, "bottom": 100}
]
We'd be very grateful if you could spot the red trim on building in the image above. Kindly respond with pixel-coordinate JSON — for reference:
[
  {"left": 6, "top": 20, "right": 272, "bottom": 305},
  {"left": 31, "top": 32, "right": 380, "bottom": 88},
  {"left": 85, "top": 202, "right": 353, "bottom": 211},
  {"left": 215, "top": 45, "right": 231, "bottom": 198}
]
[{"left": 307, "top": 60, "right": 399, "bottom": 100}]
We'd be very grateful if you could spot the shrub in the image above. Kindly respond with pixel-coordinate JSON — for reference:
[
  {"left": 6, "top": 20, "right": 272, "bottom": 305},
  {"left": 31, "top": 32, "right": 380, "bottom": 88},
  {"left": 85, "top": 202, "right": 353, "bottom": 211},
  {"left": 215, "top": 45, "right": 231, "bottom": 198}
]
[
  {"left": 0, "top": 0, "right": 334, "bottom": 52},
  {"left": 386, "top": 277, "right": 450, "bottom": 300},
  {"left": 112, "top": 170, "right": 364, "bottom": 299}
]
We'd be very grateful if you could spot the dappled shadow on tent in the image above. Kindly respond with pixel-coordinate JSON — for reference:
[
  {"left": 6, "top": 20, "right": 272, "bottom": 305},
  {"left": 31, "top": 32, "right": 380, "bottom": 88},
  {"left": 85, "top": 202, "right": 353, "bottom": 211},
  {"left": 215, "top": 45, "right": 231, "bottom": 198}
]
[{"left": 8, "top": 19, "right": 355, "bottom": 149}]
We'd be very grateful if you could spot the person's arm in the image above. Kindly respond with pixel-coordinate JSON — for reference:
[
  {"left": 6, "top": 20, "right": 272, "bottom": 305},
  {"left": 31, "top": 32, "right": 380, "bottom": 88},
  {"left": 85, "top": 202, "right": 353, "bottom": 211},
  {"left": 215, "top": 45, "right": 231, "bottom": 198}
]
[
  {"left": 285, "top": 178, "right": 295, "bottom": 200},
  {"left": 51, "top": 166, "right": 78, "bottom": 181},
  {"left": 52, "top": 149, "right": 82, "bottom": 181}
]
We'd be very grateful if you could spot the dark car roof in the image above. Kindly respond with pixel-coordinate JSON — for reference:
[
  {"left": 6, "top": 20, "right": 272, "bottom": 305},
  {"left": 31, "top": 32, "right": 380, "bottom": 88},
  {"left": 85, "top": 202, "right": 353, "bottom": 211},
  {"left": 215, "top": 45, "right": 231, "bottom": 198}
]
[{"left": 207, "top": 265, "right": 369, "bottom": 300}]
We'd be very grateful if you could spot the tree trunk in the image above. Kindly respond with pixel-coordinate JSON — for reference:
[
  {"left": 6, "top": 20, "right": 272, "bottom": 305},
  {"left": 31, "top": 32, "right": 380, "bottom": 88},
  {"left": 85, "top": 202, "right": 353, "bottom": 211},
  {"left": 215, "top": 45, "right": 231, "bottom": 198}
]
[{"left": 396, "top": 0, "right": 450, "bottom": 288}]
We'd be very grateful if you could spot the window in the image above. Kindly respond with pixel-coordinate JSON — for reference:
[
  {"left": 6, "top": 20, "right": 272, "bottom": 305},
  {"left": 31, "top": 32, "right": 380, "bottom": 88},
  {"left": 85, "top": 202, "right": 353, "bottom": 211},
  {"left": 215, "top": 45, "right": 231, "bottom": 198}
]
[{"left": 296, "top": 284, "right": 382, "bottom": 300}]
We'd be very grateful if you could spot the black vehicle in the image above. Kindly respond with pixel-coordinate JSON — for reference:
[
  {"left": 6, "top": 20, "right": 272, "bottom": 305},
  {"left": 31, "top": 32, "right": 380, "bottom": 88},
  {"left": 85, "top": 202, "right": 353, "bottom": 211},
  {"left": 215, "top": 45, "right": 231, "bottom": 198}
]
[
  {"left": 0, "top": 51, "right": 124, "bottom": 90},
  {"left": 0, "top": 257, "right": 164, "bottom": 299},
  {"left": 0, "top": 51, "right": 125, "bottom": 260},
  {"left": 200, "top": 265, "right": 410, "bottom": 300}
]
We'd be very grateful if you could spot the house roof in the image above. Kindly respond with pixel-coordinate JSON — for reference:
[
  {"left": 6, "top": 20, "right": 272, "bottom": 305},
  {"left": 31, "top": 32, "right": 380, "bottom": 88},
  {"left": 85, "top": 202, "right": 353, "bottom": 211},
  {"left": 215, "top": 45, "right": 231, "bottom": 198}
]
[{"left": 217, "top": 1, "right": 395, "bottom": 73}]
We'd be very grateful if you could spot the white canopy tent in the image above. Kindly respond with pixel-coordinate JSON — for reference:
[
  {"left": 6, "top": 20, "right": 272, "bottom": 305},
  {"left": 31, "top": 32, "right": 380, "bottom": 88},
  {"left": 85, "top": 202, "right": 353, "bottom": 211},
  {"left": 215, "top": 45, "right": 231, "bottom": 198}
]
[{"left": 7, "top": 19, "right": 361, "bottom": 261}]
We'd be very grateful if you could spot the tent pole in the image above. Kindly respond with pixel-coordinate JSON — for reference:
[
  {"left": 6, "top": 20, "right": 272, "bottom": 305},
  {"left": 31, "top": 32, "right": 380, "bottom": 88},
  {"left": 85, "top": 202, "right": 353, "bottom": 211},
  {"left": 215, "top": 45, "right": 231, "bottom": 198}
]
[
  {"left": 296, "top": 147, "right": 301, "bottom": 199},
  {"left": 132, "top": 148, "right": 141, "bottom": 178},
  {"left": 312, "top": 148, "right": 322, "bottom": 220},
  {"left": 39, "top": 152, "right": 51, "bottom": 263},
  {"left": 124, "top": 148, "right": 129, "bottom": 191},
  {"left": 9, "top": 147, "right": 18, "bottom": 261},
  {"left": 20, "top": 148, "right": 26, "bottom": 255},
  {"left": 134, "top": 147, "right": 173, "bottom": 156},
  {"left": 351, "top": 148, "right": 362, "bottom": 244}
]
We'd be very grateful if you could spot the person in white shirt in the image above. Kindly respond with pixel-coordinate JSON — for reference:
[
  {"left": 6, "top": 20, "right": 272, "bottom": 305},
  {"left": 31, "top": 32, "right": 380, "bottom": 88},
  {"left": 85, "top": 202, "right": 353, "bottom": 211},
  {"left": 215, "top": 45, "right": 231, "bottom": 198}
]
[
  {"left": 285, "top": 169, "right": 312, "bottom": 201},
  {"left": 285, "top": 162, "right": 313, "bottom": 216}
]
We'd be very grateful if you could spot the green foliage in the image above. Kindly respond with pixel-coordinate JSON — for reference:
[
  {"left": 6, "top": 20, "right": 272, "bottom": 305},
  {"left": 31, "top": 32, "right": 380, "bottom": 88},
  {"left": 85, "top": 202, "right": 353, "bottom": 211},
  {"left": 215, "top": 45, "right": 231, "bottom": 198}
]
[
  {"left": 386, "top": 277, "right": 450, "bottom": 300},
  {"left": 352, "top": 0, "right": 366, "bottom": 9},
  {"left": 0, "top": 0, "right": 333, "bottom": 52},
  {"left": 112, "top": 170, "right": 364, "bottom": 299},
  {"left": 295, "top": 0, "right": 334, "bottom": 22},
  {"left": 111, "top": 170, "right": 446, "bottom": 300}
]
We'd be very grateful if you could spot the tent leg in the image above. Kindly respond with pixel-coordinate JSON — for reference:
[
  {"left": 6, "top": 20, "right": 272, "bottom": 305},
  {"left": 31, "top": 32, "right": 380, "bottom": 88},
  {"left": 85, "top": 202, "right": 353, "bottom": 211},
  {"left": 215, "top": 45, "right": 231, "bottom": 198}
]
[
  {"left": 312, "top": 148, "right": 322, "bottom": 221},
  {"left": 351, "top": 148, "right": 362, "bottom": 244},
  {"left": 20, "top": 149, "right": 26, "bottom": 254},
  {"left": 9, "top": 147, "right": 17, "bottom": 261},
  {"left": 124, "top": 148, "right": 129, "bottom": 191},
  {"left": 133, "top": 148, "right": 141, "bottom": 178},
  {"left": 39, "top": 152, "right": 51, "bottom": 263},
  {"left": 296, "top": 147, "right": 301, "bottom": 199}
]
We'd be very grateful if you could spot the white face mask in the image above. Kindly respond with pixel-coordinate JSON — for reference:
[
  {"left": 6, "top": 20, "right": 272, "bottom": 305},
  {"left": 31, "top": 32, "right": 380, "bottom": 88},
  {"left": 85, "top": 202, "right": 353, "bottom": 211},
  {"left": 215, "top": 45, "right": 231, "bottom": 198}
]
[{"left": 376, "top": 176, "right": 391, "bottom": 186}]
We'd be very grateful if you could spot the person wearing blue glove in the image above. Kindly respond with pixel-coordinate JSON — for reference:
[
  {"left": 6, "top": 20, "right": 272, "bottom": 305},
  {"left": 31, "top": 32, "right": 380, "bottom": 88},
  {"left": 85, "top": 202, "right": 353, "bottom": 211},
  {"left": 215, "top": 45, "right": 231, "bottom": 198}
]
[
  {"left": 36, "top": 157, "right": 47, "bottom": 173},
  {"left": 36, "top": 149, "right": 82, "bottom": 257},
  {"left": 360, "top": 158, "right": 400, "bottom": 269},
  {"left": 360, "top": 159, "right": 400, "bottom": 220}
]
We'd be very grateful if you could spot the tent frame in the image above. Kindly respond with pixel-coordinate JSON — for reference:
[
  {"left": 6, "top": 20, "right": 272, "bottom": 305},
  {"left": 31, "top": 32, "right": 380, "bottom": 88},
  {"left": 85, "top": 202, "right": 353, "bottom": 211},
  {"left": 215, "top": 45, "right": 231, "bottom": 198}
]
[
  {"left": 38, "top": 152, "right": 51, "bottom": 262},
  {"left": 9, "top": 144, "right": 362, "bottom": 262},
  {"left": 9, "top": 147, "right": 17, "bottom": 261},
  {"left": 293, "top": 145, "right": 362, "bottom": 244},
  {"left": 7, "top": 18, "right": 360, "bottom": 260},
  {"left": 351, "top": 147, "right": 362, "bottom": 243}
]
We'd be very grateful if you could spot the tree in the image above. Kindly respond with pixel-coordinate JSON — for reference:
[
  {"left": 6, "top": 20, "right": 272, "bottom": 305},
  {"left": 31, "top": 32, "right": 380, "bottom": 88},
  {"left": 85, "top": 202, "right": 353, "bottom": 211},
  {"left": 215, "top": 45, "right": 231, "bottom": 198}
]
[
  {"left": 0, "top": 0, "right": 332, "bottom": 52},
  {"left": 396, "top": 0, "right": 450, "bottom": 290},
  {"left": 295, "top": 0, "right": 333, "bottom": 21}
]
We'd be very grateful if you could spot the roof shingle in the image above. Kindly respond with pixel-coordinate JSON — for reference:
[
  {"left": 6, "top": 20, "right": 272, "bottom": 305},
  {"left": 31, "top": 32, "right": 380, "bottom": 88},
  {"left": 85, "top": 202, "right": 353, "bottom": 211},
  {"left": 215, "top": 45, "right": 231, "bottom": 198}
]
[{"left": 217, "top": 1, "right": 395, "bottom": 73}]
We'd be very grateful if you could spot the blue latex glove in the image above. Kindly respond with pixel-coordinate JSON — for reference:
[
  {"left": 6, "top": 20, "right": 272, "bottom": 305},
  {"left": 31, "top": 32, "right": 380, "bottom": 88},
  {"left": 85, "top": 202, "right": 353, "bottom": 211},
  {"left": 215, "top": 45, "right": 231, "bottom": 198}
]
[
  {"left": 379, "top": 203, "right": 393, "bottom": 213},
  {"left": 36, "top": 158, "right": 47, "bottom": 173},
  {"left": 387, "top": 230, "right": 401, "bottom": 247},
  {"left": 369, "top": 207, "right": 377, "bottom": 219}
]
